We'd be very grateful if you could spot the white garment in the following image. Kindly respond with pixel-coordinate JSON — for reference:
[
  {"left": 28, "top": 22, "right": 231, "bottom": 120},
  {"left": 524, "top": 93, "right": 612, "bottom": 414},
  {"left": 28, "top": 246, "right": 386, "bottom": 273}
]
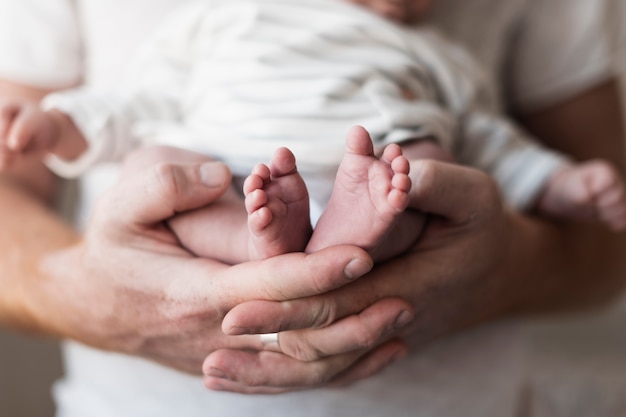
[
  {"left": 0, "top": 1, "right": 621, "bottom": 416},
  {"left": 43, "top": 0, "right": 564, "bottom": 209}
]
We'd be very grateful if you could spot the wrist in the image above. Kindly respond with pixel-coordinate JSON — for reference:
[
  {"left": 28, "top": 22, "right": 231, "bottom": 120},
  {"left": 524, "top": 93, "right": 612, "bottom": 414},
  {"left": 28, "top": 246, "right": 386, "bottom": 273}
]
[
  {"left": 498, "top": 210, "right": 626, "bottom": 315},
  {"left": 0, "top": 184, "right": 81, "bottom": 337},
  {"left": 27, "top": 241, "right": 91, "bottom": 342}
]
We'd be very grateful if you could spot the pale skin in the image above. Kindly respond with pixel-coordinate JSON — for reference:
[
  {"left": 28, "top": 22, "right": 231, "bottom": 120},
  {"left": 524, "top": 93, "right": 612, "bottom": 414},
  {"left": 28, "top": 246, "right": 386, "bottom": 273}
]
[
  {"left": 206, "top": 80, "right": 626, "bottom": 393},
  {"left": 119, "top": 144, "right": 315, "bottom": 263},
  {"left": 0, "top": 80, "right": 416, "bottom": 381},
  {"left": 1, "top": 77, "right": 626, "bottom": 392},
  {"left": 1, "top": 1, "right": 626, "bottom": 395}
]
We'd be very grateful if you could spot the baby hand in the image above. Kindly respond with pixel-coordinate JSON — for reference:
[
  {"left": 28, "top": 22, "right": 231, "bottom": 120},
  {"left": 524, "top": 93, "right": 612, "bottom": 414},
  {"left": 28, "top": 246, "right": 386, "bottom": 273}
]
[
  {"left": 343, "top": 0, "right": 434, "bottom": 23},
  {"left": 538, "top": 160, "right": 626, "bottom": 232},
  {"left": 0, "top": 101, "right": 62, "bottom": 170}
]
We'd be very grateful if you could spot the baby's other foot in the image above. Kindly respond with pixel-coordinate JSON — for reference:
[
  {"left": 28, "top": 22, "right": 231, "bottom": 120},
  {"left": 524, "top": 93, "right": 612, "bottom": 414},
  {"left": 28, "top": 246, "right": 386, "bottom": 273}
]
[
  {"left": 306, "top": 126, "right": 413, "bottom": 258},
  {"left": 538, "top": 160, "right": 626, "bottom": 231},
  {"left": 244, "top": 147, "right": 311, "bottom": 260}
]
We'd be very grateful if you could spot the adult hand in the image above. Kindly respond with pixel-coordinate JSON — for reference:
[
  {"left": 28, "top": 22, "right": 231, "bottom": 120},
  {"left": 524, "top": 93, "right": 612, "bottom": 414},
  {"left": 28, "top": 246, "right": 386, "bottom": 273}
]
[
  {"left": 32, "top": 155, "right": 412, "bottom": 376},
  {"left": 206, "top": 160, "right": 513, "bottom": 392}
]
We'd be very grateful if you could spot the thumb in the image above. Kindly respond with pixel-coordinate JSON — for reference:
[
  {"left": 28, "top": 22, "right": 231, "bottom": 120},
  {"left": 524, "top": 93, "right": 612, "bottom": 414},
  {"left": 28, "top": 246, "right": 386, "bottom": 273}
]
[
  {"left": 408, "top": 160, "right": 502, "bottom": 224},
  {"left": 102, "top": 161, "right": 232, "bottom": 226}
]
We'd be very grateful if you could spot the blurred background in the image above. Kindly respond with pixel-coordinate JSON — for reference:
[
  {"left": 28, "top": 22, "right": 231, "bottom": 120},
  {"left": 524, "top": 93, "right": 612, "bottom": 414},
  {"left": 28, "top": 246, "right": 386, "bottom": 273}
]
[{"left": 0, "top": 332, "right": 61, "bottom": 416}]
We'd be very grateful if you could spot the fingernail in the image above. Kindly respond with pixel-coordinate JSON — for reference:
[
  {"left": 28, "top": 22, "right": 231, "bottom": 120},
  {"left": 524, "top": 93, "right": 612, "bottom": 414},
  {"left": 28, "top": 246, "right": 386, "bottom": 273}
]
[
  {"left": 200, "top": 163, "right": 228, "bottom": 187},
  {"left": 344, "top": 258, "right": 373, "bottom": 280},
  {"left": 206, "top": 367, "right": 229, "bottom": 380},
  {"left": 394, "top": 310, "right": 414, "bottom": 329}
]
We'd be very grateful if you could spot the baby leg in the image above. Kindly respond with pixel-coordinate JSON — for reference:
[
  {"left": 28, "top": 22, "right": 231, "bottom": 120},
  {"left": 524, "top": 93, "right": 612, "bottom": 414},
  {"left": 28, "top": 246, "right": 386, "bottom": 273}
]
[
  {"left": 122, "top": 146, "right": 250, "bottom": 264},
  {"left": 244, "top": 147, "right": 312, "bottom": 260},
  {"left": 306, "top": 126, "right": 428, "bottom": 261},
  {"left": 537, "top": 159, "right": 626, "bottom": 231}
]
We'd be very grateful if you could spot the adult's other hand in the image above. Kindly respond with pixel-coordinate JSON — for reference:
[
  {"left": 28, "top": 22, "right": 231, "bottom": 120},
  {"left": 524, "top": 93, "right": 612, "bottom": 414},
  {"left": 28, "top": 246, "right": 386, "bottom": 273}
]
[
  {"left": 28, "top": 155, "right": 411, "bottom": 377},
  {"left": 206, "top": 160, "right": 514, "bottom": 392}
]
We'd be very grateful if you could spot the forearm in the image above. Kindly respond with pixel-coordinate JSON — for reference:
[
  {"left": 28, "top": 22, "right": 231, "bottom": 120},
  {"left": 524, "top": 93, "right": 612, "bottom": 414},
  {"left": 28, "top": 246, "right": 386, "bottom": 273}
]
[
  {"left": 399, "top": 212, "right": 626, "bottom": 348},
  {"left": 388, "top": 207, "right": 626, "bottom": 348},
  {"left": 461, "top": 83, "right": 626, "bottom": 324},
  {"left": 500, "top": 213, "right": 626, "bottom": 315},
  {"left": 0, "top": 177, "right": 79, "bottom": 334},
  {"left": 0, "top": 78, "right": 80, "bottom": 335},
  {"left": 407, "top": 82, "right": 626, "bottom": 335},
  {"left": 368, "top": 165, "right": 625, "bottom": 343},
  {"left": 507, "top": 79, "right": 626, "bottom": 312}
]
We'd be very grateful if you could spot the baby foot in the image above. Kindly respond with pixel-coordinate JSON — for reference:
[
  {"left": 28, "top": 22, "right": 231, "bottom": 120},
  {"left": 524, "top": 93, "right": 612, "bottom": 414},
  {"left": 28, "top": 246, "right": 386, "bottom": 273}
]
[
  {"left": 244, "top": 147, "right": 312, "bottom": 260},
  {"left": 306, "top": 126, "right": 413, "bottom": 258},
  {"left": 538, "top": 160, "right": 626, "bottom": 231}
]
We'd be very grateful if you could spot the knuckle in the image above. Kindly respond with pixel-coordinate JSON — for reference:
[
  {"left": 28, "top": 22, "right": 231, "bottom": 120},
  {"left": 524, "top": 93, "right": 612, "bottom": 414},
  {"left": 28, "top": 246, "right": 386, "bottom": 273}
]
[
  {"left": 254, "top": 266, "right": 293, "bottom": 301},
  {"left": 303, "top": 256, "right": 336, "bottom": 295},
  {"left": 307, "top": 362, "right": 334, "bottom": 386},
  {"left": 288, "top": 335, "right": 325, "bottom": 362},
  {"left": 304, "top": 252, "right": 359, "bottom": 296},
  {"left": 411, "top": 159, "right": 438, "bottom": 197},
  {"left": 152, "top": 162, "right": 183, "bottom": 199},
  {"left": 309, "top": 299, "right": 338, "bottom": 328},
  {"left": 352, "top": 324, "right": 380, "bottom": 349}
]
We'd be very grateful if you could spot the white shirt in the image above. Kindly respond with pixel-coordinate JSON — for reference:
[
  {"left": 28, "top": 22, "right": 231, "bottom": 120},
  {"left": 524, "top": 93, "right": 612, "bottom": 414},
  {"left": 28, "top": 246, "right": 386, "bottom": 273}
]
[
  {"left": 43, "top": 0, "right": 565, "bottom": 210},
  {"left": 0, "top": 1, "right": 622, "bottom": 416}
]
